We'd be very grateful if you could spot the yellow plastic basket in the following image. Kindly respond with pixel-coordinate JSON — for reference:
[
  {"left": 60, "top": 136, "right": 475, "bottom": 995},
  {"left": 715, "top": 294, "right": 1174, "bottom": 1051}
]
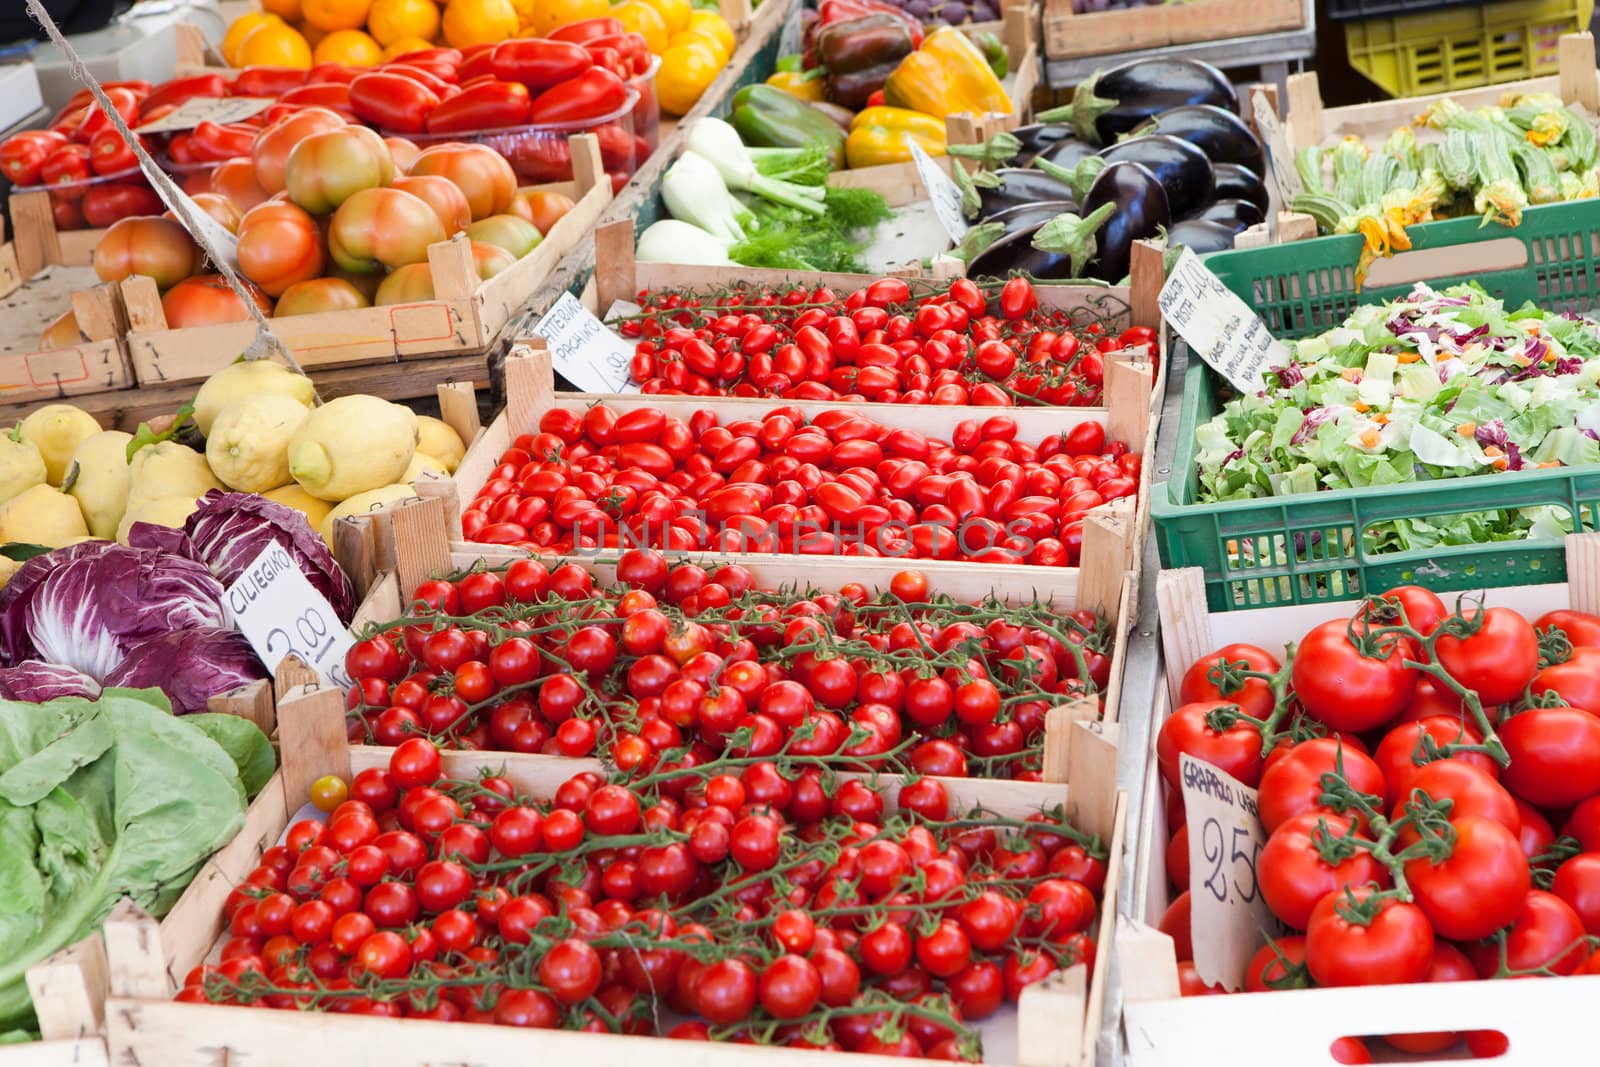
[{"left": 1344, "top": 0, "right": 1595, "bottom": 97}]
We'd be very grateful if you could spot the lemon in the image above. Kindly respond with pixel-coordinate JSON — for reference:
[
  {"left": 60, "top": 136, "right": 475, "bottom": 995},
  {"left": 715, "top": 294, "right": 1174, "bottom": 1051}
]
[
  {"left": 237, "top": 21, "right": 314, "bottom": 68},
  {"left": 264, "top": 483, "right": 335, "bottom": 531},
  {"left": 20, "top": 404, "right": 100, "bottom": 486},
  {"left": 368, "top": 0, "right": 441, "bottom": 46},
  {"left": 689, "top": 11, "right": 735, "bottom": 57},
  {"left": 126, "top": 442, "right": 223, "bottom": 511},
  {"left": 67, "top": 431, "right": 133, "bottom": 541},
  {"left": 223, "top": 12, "right": 281, "bottom": 65},
  {"left": 313, "top": 28, "right": 383, "bottom": 65},
  {"left": 441, "top": 0, "right": 518, "bottom": 48},
  {"left": 207, "top": 395, "right": 313, "bottom": 494},
  {"left": 318, "top": 483, "right": 418, "bottom": 544},
  {"left": 289, "top": 395, "right": 417, "bottom": 501},
  {"left": 415, "top": 414, "right": 466, "bottom": 471},
  {"left": 0, "top": 484, "right": 88, "bottom": 548},
  {"left": 0, "top": 432, "right": 46, "bottom": 507},
  {"left": 404, "top": 452, "right": 447, "bottom": 483},
  {"left": 193, "top": 360, "right": 316, "bottom": 437},
  {"left": 642, "top": 0, "right": 689, "bottom": 34},
  {"left": 116, "top": 495, "right": 201, "bottom": 545},
  {"left": 613, "top": 1, "right": 667, "bottom": 54}
]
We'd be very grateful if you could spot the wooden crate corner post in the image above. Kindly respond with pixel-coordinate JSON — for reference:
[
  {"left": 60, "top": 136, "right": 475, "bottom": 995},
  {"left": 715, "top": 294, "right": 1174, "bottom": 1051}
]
[
  {"left": 388, "top": 494, "right": 453, "bottom": 603},
  {"left": 276, "top": 683, "right": 353, "bottom": 811},
  {"left": 10, "top": 188, "right": 63, "bottom": 280},
  {"left": 1560, "top": 31, "right": 1600, "bottom": 113},
  {"left": 426, "top": 234, "right": 480, "bottom": 303},
  {"left": 1016, "top": 965, "right": 1086, "bottom": 1067},
  {"left": 1284, "top": 70, "right": 1324, "bottom": 151},
  {"left": 118, "top": 275, "right": 168, "bottom": 334},
  {"left": 1078, "top": 503, "right": 1134, "bottom": 622},
  {"left": 593, "top": 218, "right": 639, "bottom": 315},
  {"left": 503, "top": 341, "right": 557, "bottom": 437},
  {"left": 1065, "top": 720, "right": 1118, "bottom": 841},
  {"left": 26, "top": 934, "right": 109, "bottom": 1041},
  {"left": 569, "top": 132, "right": 606, "bottom": 198},
  {"left": 1107, "top": 359, "right": 1154, "bottom": 464},
  {"left": 436, "top": 380, "right": 482, "bottom": 448},
  {"left": 1566, "top": 531, "right": 1600, "bottom": 615},
  {"left": 1128, "top": 240, "right": 1164, "bottom": 333},
  {"left": 1042, "top": 694, "right": 1100, "bottom": 785},
  {"left": 205, "top": 678, "right": 276, "bottom": 738},
  {"left": 1001, "top": 0, "right": 1035, "bottom": 68},
  {"left": 103, "top": 900, "right": 169, "bottom": 1002},
  {"left": 1155, "top": 568, "right": 1214, "bottom": 702},
  {"left": 1115, "top": 920, "right": 1183, "bottom": 1005}
]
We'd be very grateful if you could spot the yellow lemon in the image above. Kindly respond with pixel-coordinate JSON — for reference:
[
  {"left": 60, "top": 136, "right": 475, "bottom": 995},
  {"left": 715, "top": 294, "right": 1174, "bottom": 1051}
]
[
  {"left": 688, "top": 10, "right": 735, "bottom": 56},
  {"left": 441, "top": 0, "right": 518, "bottom": 47},
  {"left": 641, "top": 0, "right": 689, "bottom": 35},
  {"left": 313, "top": 27, "right": 384, "bottom": 64},
  {"left": 613, "top": 1, "right": 667, "bottom": 53},
  {"left": 367, "top": 0, "right": 442, "bottom": 45},
  {"left": 667, "top": 27, "right": 726, "bottom": 63},
  {"left": 382, "top": 34, "right": 438, "bottom": 59},
  {"left": 261, "top": 0, "right": 305, "bottom": 20},
  {"left": 222, "top": 12, "right": 281, "bottom": 66},
  {"left": 237, "top": 21, "right": 314, "bottom": 68},
  {"left": 300, "top": 0, "right": 372, "bottom": 32}
]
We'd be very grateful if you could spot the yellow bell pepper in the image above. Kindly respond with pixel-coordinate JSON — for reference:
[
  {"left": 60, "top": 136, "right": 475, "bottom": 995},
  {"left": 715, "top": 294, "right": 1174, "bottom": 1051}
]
[
  {"left": 766, "top": 70, "right": 826, "bottom": 102},
  {"left": 659, "top": 41, "right": 723, "bottom": 117},
  {"left": 846, "top": 106, "right": 947, "bottom": 168},
  {"left": 883, "top": 27, "right": 1011, "bottom": 119}
]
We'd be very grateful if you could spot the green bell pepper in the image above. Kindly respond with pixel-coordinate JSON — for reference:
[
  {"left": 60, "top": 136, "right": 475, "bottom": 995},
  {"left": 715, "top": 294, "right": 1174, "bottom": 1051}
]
[{"left": 730, "top": 85, "right": 847, "bottom": 169}]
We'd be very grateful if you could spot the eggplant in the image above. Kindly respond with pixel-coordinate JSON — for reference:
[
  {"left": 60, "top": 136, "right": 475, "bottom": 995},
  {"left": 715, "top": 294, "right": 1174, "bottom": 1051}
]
[
  {"left": 975, "top": 168, "right": 1075, "bottom": 220},
  {"left": 1043, "top": 58, "right": 1236, "bottom": 145},
  {"left": 1009, "top": 122, "right": 1075, "bottom": 161},
  {"left": 1167, "top": 218, "right": 1239, "bottom": 254},
  {"left": 1079, "top": 161, "right": 1169, "bottom": 282},
  {"left": 1133, "top": 105, "right": 1266, "bottom": 176},
  {"left": 1184, "top": 198, "right": 1264, "bottom": 233},
  {"left": 1030, "top": 137, "right": 1098, "bottom": 170},
  {"left": 1211, "top": 161, "right": 1268, "bottom": 214},
  {"left": 1097, "top": 134, "right": 1214, "bottom": 218},
  {"left": 985, "top": 199, "right": 1080, "bottom": 236},
  {"left": 966, "top": 222, "right": 1076, "bottom": 281}
]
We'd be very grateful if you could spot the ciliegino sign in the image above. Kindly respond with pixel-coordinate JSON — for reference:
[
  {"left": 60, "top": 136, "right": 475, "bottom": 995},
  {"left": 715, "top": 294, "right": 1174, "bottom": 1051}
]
[
  {"left": 225, "top": 543, "right": 356, "bottom": 690},
  {"left": 1159, "top": 248, "right": 1290, "bottom": 394}
]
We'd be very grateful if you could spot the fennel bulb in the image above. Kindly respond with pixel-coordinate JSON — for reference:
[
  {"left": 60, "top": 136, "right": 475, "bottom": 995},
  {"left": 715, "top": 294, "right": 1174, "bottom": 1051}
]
[
  {"left": 636, "top": 220, "right": 733, "bottom": 265},
  {"left": 685, "top": 118, "right": 827, "bottom": 216},
  {"left": 662, "top": 151, "right": 752, "bottom": 243}
]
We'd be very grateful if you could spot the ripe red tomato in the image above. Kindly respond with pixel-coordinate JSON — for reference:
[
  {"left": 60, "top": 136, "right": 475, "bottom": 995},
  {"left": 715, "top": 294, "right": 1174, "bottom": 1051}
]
[
  {"left": 1434, "top": 606, "right": 1539, "bottom": 707},
  {"left": 1304, "top": 888, "right": 1433, "bottom": 987},
  {"left": 1291, "top": 619, "right": 1417, "bottom": 732}
]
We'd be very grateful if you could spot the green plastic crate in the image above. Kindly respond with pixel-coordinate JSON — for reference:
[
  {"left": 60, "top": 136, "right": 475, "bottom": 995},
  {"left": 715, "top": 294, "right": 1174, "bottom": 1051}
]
[
  {"left": 1151, "top": 201, "right": 1600, "bottom": 611},
  {"left": 1344, "top": 0, "right": 1593, "bottom": 97}
]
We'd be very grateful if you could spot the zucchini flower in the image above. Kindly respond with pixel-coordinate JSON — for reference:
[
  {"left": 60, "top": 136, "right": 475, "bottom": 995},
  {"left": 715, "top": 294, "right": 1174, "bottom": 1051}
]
[
  {"left": 1474, "top": 178, "right": 1528, "bottom": 227},
  {"left": 1351, "top": 206, "right": 1414, "bottom": 289}
]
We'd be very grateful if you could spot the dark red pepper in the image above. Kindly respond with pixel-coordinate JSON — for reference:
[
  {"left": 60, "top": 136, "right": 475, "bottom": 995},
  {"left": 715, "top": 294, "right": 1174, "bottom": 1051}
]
[
  {"left": 188, "top": 121, "right": 256, "bottom": 162},
  {"left": 139, "top": 74, "right": 227, "bottom": 120},
  {"left": 425, "top": 80, "right": 531, "bottom": 133},
  {"left": 230, "top": 66, "right": 310, "bottom": 97},
  {"left": 82, "top": 182, "right": 162, "bottom": 227},
  {"left": 383, "top": 63, "right": 455, "bottom": 97},
  {"left": 39, "top": 144, "right": 93, "bottom": 194},
  {"left": 391, "top": 46, "right": 464, "bottom": 68},
  {"left": 74, "top": 88, "right": 142, "bottom": 144},
  {"left": 88, "top": 127, "right": 138, "bottom": 175},
  {"left": 165, "top": 131, "right": 196, "bottom": 164},
  {"left": 527, "top": 67, "right": 628, "bottom": 124},
  {"left": 306, "top": 63, "right": 364, "bottom": 86},
  {"left": 387, "top": 57, "right": 460, "bottom": 85},
  {"left": 349, "top": 72, "right": 440, "bottom": 134},
  {"left": 458, "top": 49, "right": 497, "bottom": 83},
  {"left": 489, "top": 39, "right": 593, "bottom": 92},
  {"left": 584, "top": 46, "right": 628, "bottom": 80},
  {"left": 0, "top": 130, "right": 68, "bottom": 186},
  {"left": 278, "top": 82, "right": 353, "bottom": 113},
  {"left": 550, "top": 18, "right": 626, "bottom": 44}
]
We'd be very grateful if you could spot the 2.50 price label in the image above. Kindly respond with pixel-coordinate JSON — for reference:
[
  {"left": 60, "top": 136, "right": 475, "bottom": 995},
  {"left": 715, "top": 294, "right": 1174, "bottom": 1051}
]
[
  {"left": 226, "top": 542, "right": 355, "bottom": 690},
  {"left": 1179, "top": 753, "right": 1282, "bottom": 991}
]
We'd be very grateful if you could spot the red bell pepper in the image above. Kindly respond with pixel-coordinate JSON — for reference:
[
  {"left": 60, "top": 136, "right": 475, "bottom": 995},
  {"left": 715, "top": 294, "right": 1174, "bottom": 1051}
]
[
  {"left": 139, "top": 73, "right": 228, "bottom": 120},
  {"left": 307, "top": 63, "right": 364, "bottom": 86},
  {"left": 58, "top": 81, "right": 151, "bottom": 116},
  {"left": 74, "top": 88, "right": 142, "bottom": 144},
  {"left": 593, "top": 122, "right": 635, "bottom": 170},
  {"left": 551, "top": 18, "right": 626, "bottom": 45},
  {"left": 528, "top": 68, "right": 629, "bottom": 124},
  {"left": 390, "top": 57, "right": 460, "bottom": 85},
  {"left": 458, "top": 49, "right": 497, "bottom": 83},
  {"left": 188, "top": 121, "right": 257, "bottom": 162},
  {"left": 425, "top": 80, "right": 531, "bottom": 133},
  {"left": 583, "top": 42, "right": 630, "bottom": 80},
  {"left": 230, "top": 66, "right": 310, "bottom": 97},
  {"left": 489, "top": 38, "right": 593, "bottom": 92},
  {"left": 166, "top": 131, "right": 196, "bottom": 164},
  {"left": 0, "top": 130, "right": 68, "bottom": 186},
  {"left": 278, "top": 82, "right": 354, "bottom": 113},
  {"left": 50, "top": 105, "right": 88, "bottom": 136},
  {"left": 383, "top": 63, "right": 456, "bottom": 97},
  {"left": 349, "top": 72, "right": 440, "bottom": 134},
  {"left": 39, "top": 144, "right": 93, "bottom": 196},
  {"left": 393, "top": 46, "right": 464, "bottom": 68},
  {"left": 82, "top": 182, "right": 162, "bottom": 227},
  {"left": 816, "top": 0, "right": 922, "bottom": 43},
  {"left": 89, "top": 127, "right": 139, "bottom": 175}
]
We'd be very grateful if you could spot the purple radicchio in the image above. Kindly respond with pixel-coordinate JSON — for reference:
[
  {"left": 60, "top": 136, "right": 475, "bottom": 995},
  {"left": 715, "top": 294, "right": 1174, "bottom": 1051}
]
[
  {"left": 1292, "top": 406, "right": 1345, "bottom": 446},
  {"left": 0, "top": 541, "right": 226, "bottom": 680},
  {"left": 101, "top": 627, "right": 267, "bottom": 715},
  {"left": 0, "top": 660, "right": 101, "bottom": 702},
  {"left": 1474, "top": 421, "right": 1525, "bottom": 470},
  {"left": 177, "top": 491, "right": 356, "bottom": 623},
  {"left": 1274, "top": 362, "right": 1305, "bottom": 388}
]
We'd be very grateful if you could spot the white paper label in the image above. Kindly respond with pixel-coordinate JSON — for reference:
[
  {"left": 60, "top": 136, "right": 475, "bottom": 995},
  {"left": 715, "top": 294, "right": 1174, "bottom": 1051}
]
[
  {"left": 909, "top": 141, "right": 968, "bottom": 244},
  {"left": 535, "top": 291, "right": 637, "bottom": 394},
  {"left": 1180, "top": 753, "right": 1280, "bottom": 991},
  {"left": 135, "top": 96, "right": 274, "bottom": 134},
  {"left": 225, "top": 542, "right": 355, "bottom": 691},
  {"left": 1159, "top": 247, "right": 1290, "bottom": 394},
  {"left": 1251, "top": 90, "right": 1302, "bottom": 206}
]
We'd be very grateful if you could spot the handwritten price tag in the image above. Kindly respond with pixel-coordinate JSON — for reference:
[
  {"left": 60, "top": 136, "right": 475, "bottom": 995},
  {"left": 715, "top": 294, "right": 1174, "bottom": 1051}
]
[
  {"left": 909, "top": 141, "right": 968, "bottom": 244},
  {"left": 136, "top": 96, "right": 274, "bottom": 134},
  {"left": 225, "top": 542, "right": 355, "bottom": 691},
  {"left": 1179, "top": 753, "right": 1281, "bottom": 991},
  {"left": 1251, "top": 89, "right": 1303, "bottom": 206},
  {"left": 1159, "top": 248, "right": 1290, "bottom": 394},
  {"left": 535, "top": 291, "right": 638, "bottom": 394}
]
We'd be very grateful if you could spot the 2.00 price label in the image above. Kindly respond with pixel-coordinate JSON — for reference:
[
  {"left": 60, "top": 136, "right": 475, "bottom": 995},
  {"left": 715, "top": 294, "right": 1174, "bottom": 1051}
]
[
  {"left": 1179, "top": 753, "right": 1282, "bottom": 990},
  {"left": 225, "top": 542, "right": 355, "bottom": 690}
]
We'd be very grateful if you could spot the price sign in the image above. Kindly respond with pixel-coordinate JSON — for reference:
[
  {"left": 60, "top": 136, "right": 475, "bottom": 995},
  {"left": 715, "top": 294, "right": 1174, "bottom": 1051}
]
[
  {"left": 1251, "top": 90, "right": 1303, "bottom": 206},
  {"left": 1159, "top": 248, "right": 1290, "bottom": 394},
  {"left": 1179, "top": 753, "right": 1281, "bottom": 991},
  {"left": 136, "top": 96, "right": 274, "bottom": 134},
  {"left": 909, "top": 141, "right": 968, "bottom": 244},
  {"left": 224, "top": 542, "right": 355, "bottom": 691},
  {"left": 534, "top": 291, "right": 638, "bottom": 394}
]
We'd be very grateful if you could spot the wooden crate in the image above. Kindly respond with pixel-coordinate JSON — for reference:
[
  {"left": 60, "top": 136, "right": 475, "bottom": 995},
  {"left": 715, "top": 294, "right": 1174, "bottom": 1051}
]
[
  {"left": 1042, "top": 0, "right": 1304, "bottom": 62},
  {"left": 1115, "top": 533, "right": 1600, "bottom": 1067},
  {"left": 0, "top": 190, "right": 133, "bottom": 406},
  {"left": 117, "top": 135, "right": 612, "bottom": 388},
  {"left": 103, "top": 679, "right": 1128, "bottom": 1067},
  {"left": 0, "top": 936, "right": 112, "bottom": 1067}
]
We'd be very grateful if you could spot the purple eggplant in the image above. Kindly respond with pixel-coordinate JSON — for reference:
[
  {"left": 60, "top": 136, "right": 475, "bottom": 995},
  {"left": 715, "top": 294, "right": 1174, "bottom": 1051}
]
[
  {"left": 1030, "top": 137, "right": 1098, "bottom": 170},
  {"left": 1211, "top": 161, "right": 1268, "bottom": 213},
  {"left": 1167, "top": 218, "right": 1238, "bottom": 254},
  {"left": 1041, "top": 58, "right": 1236, "bottom": 145},
  {"left": 1079, "top": 161, "right": 1169, "bottom": 282},
  {"left": 966, "top": 222, "right": 1076, "bottom": 280},
  {"left": 986, "top": 199, "right": 1080, "bottom": 235},
  {"left": 1009, "top": 122, "right": 1075, "bottom": 161},
  {"left": 975, "top": 168, "right": 1076, "bottom": 220},
  {"left": 1184, "top": 197, "right": 1264, "bottom": 233},
  {"left": 1096, "top": 134, "right": 1214, "bottom": 218},
  {"left": 1133, "top": 105, "right": 1265, "bottom": 176}
]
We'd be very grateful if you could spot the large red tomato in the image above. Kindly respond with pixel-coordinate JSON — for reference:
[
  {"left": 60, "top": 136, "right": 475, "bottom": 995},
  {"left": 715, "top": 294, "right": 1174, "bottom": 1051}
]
[
  {"left": 1499, "top": 704, "right": 1600, "bottom": 808},
  {"left": 236, "top": 200, "right": 325, "bottom": 297},
  {"left": 1304, "top": 888, "right": 1433, "bottom": 988},
  {"left": 161, "top": 274, "right": 274, "bottom": 328},
  {"left": 92, "top": 216, "right": 202, "bottom": 291},
  {"left": 1291, "top": 619, "right": 1416, "bottom": 733},
  {"left": 1466, "top": 890, "right": 1588, "bottom": 977},
  {"left": 1532, "top": 647, "right": 1600, "bottom": 713},
  {"left": 1403, "top": 816, "right": 1529, "bottom": 940},
  {"left": 408, "top": 142, "right": 517, "bottom": 220},
  {"left": 328, "top": 187, "right": 447, "bottom": 273},
  {"left": 1155, "top": 701, "right": 1264, "bottom": 790},
  {"left": 252, "top": 107, "right": 347, "bottom": 194},
  {"left": 1257, "top": 738, "right": 1386, "bottom": 835},
  {"left": 391, "top": 174, "right": 471, "bottom": 235},
  {"left": 81, "top": 183, "right": 162, "bottom": 227},
  {"left": 285, "top": 126, "right": 396, "bottom": 215},
  {"left": 1372, "top": 716, "right": 1498, "bottom": 808},
  {"left": 183, "top": 192, "right": 243, "bottom": 234},
  {"left": 1534, "top": 610, "right": 1600, "bottom": 648},
  {"left": 374, "top": 263, "right": 436, "bottom": 306},
  {"left": 1259, "top": 811, "right": 1389, "bottom": 931},
  {"left": 1434, "top": 606, "right": 1539, "bottom": 708},
  {"left": 1395, "top": 760, "right": 1518, "bottom": 836},
  {"left": 1179, "top": 644, "right": 1281, "bottom": 720},
  {"left": 275, "top": 277, "right": 370, "bottom": 317},
  {"left": 210, "top": 157, "right": 270, "bottom": 213},
  {"left": 1375, "top": 585, "right": 1448, "bottom": 637}
]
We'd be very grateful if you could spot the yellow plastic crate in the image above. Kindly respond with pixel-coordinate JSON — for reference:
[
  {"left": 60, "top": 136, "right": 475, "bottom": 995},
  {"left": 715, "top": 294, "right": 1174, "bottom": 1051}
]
[{"left": 1345, "top": 0, "right": 1595, "bottom": 97}]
